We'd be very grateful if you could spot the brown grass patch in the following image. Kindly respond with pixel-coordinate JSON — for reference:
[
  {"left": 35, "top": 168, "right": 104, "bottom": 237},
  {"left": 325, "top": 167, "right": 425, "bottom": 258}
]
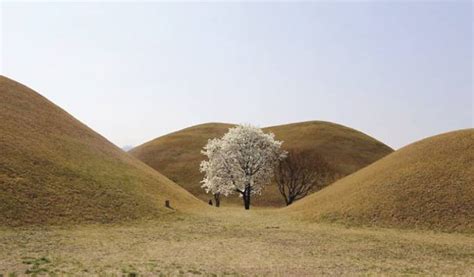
[{"left": 0, "top": 207, "right": 472, "bottom": 276}]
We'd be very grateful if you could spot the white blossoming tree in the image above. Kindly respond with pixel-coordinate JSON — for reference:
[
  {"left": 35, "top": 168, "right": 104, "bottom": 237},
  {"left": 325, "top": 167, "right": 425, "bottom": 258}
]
[{"left": 200, "top": 125, "right": 286, "bottom": 210}]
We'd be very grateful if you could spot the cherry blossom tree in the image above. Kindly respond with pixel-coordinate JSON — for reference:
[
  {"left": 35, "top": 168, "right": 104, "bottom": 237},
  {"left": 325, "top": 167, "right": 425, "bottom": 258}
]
[{"left": 200, "top": 125, "right": 286, "bottom": 209}]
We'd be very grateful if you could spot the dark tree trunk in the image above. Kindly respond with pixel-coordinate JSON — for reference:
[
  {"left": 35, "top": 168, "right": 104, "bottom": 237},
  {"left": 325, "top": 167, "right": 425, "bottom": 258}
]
[
  {"left": 286, "top": 196, "right": 295, "bottom": 206},
  {"left": 214, "top": 193, "right": 221, "bottom": 207},
  {"left": 244, "top": 195, "right": 250, "bottom": 210},
  {"left": 243, "top": 184, "right": 251, "bottom": 210}
]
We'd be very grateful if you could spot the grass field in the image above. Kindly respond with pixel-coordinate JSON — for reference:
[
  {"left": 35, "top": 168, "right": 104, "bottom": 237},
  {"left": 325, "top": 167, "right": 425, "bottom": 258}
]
[
  {"left": 1, "top": 77, "right": 472, "bottom": 276},
  {"left": 1, "top": 207, "right": 472, "bottom": 276}
]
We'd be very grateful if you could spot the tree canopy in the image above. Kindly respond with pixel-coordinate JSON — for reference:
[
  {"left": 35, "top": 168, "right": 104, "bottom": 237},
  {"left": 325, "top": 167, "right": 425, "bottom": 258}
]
[{"left": 200, "top": 125, "right": 286, "bottom": 209}]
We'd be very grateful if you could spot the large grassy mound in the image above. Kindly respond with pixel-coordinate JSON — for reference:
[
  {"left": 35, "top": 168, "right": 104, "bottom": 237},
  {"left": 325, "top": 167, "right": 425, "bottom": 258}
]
[
  {"left": 0, "top": 76, "right": 202, "bottom": 226},
  {"left": 266, "top": 122, "right": 393, "bottom": 176},
  {"left": 130, "top": 123, "right": 234, "bottom": 199},
  {"left": 286, "top": 130, "right": 474, "bottom": 232},
  {"left": 130, "top": 122, "right": 393, "bottom": 206}
]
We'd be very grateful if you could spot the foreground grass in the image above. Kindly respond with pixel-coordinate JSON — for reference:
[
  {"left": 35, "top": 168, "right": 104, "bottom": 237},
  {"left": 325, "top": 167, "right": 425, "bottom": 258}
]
[{"left": 0, "top": 208, "right": 473, "bottom": 276}]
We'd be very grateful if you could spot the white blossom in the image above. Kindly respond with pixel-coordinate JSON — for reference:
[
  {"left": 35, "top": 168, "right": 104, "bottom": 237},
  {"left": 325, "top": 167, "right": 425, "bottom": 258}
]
[{"left": 200, "top": 125, "right": 286, "bottom": 208}]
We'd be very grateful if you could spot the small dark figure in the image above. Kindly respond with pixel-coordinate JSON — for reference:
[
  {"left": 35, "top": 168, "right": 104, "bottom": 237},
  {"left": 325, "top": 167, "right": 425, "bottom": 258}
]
[
  {"left": 165, "top": 200, "right": 171, "bottom": 209},
  {"left": 208, "top": 199, "right": 213, "bottom": 206}
]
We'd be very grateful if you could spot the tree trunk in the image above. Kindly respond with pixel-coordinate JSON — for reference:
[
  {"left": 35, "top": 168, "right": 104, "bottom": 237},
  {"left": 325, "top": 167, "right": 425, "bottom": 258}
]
[
  {"left": 243, "top": 184, "right": 251, "bottom": 210},
  {"left": 214, "top": 193, "right": 221, "bottom": 207},
  {"left": 286, "top": 195, "right": 295, "bottom": 206}
]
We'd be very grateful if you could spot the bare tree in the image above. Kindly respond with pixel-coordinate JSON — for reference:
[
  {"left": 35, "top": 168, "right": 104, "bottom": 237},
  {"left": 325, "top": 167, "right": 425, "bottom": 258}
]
[{"left": 275, "top": 150, "right": 334, "bottom": 206}]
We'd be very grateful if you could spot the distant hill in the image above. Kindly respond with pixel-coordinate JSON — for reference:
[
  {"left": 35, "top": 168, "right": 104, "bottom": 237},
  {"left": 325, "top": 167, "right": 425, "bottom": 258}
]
[
  {"left": 122, "top": 145, "right": 134, "bottom": 151},
  {"left": 0, "top": 76, "right": 203, "bottom": 226},
  {"left": 130, "top": 121, "right": 393, "bottom": 206},
  {"left": 285, "top": 130, "right": 474, "bottom": 232}
]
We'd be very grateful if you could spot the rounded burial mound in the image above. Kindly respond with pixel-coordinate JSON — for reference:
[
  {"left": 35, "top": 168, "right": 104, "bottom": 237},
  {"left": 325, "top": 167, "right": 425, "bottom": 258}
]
[
  {"left": 130, "top": 123, "right": 234, "bottom": 200},
  {"left": 130, "top": 121, "right": 393, "bottom": 206},
  {"left": 0, "top": 76, "right": 202, "bottom": 226},
  {"left": 286, "top": 130, "right": 474, "bottom": 232},
  {"left": 265, "top": 121, "right": 393, "bottom": 176}
]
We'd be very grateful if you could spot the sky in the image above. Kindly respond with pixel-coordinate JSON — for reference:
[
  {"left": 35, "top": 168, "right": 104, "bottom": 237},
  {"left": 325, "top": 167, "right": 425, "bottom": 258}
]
[{"left": 1, "top": 1, "right": 472, "bottom": 149}]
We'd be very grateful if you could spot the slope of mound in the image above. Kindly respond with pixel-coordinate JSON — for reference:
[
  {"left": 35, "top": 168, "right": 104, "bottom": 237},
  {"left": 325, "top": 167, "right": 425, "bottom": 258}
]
[
  {"left": 130, "top": 121, "right": 393, "bottom": 206},
  {"left": 265, "top": 121, "right": 393, "bottom": 176},
  {"left": 286, "top": 130, "right": 474, "bottom": 232},
  {"left": 130, "top": 123, "right": 234, "bottom": 198},
  {"left": 0, "top": 76, "right": 202, "bottom": 226}
]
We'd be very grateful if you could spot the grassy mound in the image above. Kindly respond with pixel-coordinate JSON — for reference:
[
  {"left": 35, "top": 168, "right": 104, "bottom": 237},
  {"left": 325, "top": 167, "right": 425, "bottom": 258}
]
[
  {"left": 130, "top": 123, "right": 234, "bottom": 199},
  {"left": 286, "top": 130, "right": 474, "bottom": 232},
  {"left": 266, "top": 121, "right": 393, "bottom": 176},
  {"left": 130, "top": 122, "right": 393, "bottom": 206},
  {"left": 0, "top": 76, "right": 202, "bottom": 226}
]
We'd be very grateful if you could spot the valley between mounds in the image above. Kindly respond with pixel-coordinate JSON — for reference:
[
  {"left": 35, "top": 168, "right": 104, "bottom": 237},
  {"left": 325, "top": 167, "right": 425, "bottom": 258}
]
[
  {"left": 1, "top": 207, "right": 472, "bottom": 276},
  {"left": 1, "top": 76, "right": 473, "bottom": 276}
]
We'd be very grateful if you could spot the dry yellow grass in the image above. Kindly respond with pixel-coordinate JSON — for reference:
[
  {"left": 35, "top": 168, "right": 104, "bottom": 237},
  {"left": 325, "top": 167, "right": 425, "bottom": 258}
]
[
  {"left": 130, "top": 123, "right": 234, "bottom": 201},
  {"left": 266, "top": 121, "right": 393, "bottom": 175},
  {"left": 0, "top": 76, "right": 204, "bottom": 226},
  {"left": 286, "top": 129, "right": 474, "bottom": 233},
  {"left": 130, "top": 122, "right": 393, "bottom": 206},
  {"left": 0, "top": 207, "right": 472, "bottom": 276},
  {"left": 0, "top": 76, "right": 472, "bottom": 275}
]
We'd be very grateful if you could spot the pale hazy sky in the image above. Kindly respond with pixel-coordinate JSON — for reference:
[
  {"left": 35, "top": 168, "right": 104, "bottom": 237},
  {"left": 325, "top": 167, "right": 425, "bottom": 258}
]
[{"left": 1, "top": 1, "right": 472, "bottom": 149}]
